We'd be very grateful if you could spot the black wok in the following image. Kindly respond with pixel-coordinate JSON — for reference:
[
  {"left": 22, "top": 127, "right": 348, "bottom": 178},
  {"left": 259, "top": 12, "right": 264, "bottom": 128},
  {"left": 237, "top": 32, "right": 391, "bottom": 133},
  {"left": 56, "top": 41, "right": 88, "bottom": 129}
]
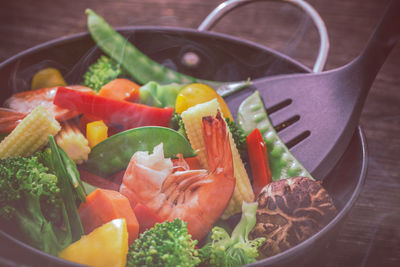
[{"left": 0, "top": 27, "right": 367, "bottom": 266}]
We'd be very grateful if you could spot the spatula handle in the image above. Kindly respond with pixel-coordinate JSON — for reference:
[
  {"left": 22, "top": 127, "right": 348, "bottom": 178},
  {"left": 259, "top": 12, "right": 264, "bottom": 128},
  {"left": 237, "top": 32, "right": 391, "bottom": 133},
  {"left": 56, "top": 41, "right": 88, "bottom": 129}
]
[{"left": 353, "top": 0, "right": 400, "bottom": 86}]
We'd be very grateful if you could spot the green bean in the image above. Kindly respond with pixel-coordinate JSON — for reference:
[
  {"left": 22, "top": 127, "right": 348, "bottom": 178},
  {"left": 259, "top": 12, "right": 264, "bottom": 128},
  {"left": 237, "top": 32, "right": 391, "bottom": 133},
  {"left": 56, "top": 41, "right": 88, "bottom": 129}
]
[
  {"left": 237, "top": 91, "right": 312, "bottom": 181},
  {"left": 84, "top": 126, "right": 197, "bottom": 177},
  {"left": 85, "top": 9, "right": 249, "bottom": 96}
]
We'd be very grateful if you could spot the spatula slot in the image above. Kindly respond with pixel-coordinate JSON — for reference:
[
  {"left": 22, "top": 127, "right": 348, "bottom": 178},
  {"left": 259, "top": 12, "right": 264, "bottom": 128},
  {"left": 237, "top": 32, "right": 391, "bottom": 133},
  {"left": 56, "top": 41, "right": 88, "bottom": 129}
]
[
  {"left": 275, "top": 115, "right": 300, "bottom": 132},
  {"left": 266, "top": 99, "right": 292, "bottom": 115},
  {"left": 286, "top": 130, "right": 311, "bottom": 149}
]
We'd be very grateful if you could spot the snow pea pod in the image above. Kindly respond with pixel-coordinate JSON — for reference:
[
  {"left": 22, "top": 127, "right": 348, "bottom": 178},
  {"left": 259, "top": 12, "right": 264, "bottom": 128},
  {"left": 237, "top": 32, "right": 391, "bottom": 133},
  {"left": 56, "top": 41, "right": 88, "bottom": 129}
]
[
  {"left": 85, "top": 9, "right": 249, "bottom": 96},
  {"left": 86, "top": 9, "right": 195, "bottom": 85},
  {"left": 237, "top": 91, "right": 312, "bottom": 181},
  {"left": 84, "top": 126, "right": 196, "bottom": 177}
]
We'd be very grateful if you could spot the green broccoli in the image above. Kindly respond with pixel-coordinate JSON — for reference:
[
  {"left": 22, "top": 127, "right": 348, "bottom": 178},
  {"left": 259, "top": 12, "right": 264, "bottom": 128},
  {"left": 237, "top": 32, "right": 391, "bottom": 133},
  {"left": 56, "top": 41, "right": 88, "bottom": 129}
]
[
  {"left": 199, "top": 202, "right": 266, "bottom": 267},
  {"left": 0, "top": 153, "right": 72, "bottom": 255},
  {"left": 127, "top": 218, "right": 200, "bottom": 267},
  {"left": 170, "top": 113, "right": 187, "bottom": 138},
  {"left": 83, "top": 55, "right": 122, "bottom": 92},
  {"left": 226, "top": 118, "right": 248, "bottom": 159}
]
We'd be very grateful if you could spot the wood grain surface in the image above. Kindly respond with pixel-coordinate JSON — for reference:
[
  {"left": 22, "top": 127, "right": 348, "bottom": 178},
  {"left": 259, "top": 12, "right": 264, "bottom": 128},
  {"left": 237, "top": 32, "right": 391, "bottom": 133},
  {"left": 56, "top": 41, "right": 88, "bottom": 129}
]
[{"left": 0, "top": 0, "right": 399, "bottom": 266}]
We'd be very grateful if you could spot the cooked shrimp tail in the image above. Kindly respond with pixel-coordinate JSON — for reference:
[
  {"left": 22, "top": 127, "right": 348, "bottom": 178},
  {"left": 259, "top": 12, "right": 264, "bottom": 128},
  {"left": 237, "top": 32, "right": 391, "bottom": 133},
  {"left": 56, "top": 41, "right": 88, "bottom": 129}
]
[{"left": 202, "top": 110, "right": 233, "bottom": 175}]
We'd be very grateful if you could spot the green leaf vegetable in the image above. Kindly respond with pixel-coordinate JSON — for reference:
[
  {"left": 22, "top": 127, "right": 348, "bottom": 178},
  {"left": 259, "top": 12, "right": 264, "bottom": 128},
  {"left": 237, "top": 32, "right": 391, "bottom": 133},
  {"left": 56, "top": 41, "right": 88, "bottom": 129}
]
[
  {"left": 0, "top": 152, "right": 72, "bottom": 255},
  {"left": 48, "top": 136, "right": 84, "bottom": 241},
  {"left": 57, "top": 147, "right": 86, "bottom": 203},
  {"left": 127, "top": 218, "right": 200, "bottom": 267},
  {"left": 199, "top": 202, "right": 265, "bottom": 267},
  {"left": 140, "top": 81, "right": 185, "bottom": 108},
  {"left": 82, "top": 55, "right": 122, "bottom": 92}
]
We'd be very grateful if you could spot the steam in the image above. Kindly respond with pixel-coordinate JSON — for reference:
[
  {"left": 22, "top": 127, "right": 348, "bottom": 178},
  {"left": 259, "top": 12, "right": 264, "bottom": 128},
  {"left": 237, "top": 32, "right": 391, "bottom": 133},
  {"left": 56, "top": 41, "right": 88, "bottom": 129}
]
[
  {"left": 5, "top": 5, "right": 315, "bottom": 99},
  {"left": 264, "top": 5, "right": 314, "bottom": 76},
  {"left": 8, "top": 59, "right": 68, "bottom": 95}
]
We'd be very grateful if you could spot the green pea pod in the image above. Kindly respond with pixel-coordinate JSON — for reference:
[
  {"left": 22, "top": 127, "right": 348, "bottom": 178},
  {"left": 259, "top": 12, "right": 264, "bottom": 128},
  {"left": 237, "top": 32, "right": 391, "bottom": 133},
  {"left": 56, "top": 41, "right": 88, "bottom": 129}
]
[
  {"left": 237, "top": 91, "right": 312, "bottom": 181},
  {"left": 84, "top": 126, "right": 197, "bottom": 177},
  {"left": 86, "top": 9, "right": 195, "bottom": 85},
  {"left": 139, "top": 81, "right": 185, "bottom": 108},
  {"left": 85, "top": 9, "right": 249, "bottom": 96}
]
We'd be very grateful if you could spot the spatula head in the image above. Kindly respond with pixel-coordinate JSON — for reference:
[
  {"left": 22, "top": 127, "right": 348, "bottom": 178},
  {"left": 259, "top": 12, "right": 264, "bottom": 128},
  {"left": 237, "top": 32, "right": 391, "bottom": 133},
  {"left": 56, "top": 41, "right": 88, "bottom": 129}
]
[{"left": 225, "top": 69, "right": 363, "bottom": 180}]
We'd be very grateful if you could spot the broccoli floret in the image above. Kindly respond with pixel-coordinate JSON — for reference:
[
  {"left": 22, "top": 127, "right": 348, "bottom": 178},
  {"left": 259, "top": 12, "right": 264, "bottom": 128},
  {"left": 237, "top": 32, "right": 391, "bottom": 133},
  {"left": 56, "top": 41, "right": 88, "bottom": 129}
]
[
  {"left": 199, "top": 202, "right": 266, "bottom": 267},
  {"left": 226, "top": 118, "right": 248, "bottom": 159},
  {"left": 170, "top": 113, "right": 187, "bottom": 138},
  {"left": 127, "top": 219, "right": 200, "bottom": 267},
  {"left": 83, "top": 55, "right": 122, "bottom": 92},
  {"left": 0, "top": 153, "right": 72, "bottom": 255}
]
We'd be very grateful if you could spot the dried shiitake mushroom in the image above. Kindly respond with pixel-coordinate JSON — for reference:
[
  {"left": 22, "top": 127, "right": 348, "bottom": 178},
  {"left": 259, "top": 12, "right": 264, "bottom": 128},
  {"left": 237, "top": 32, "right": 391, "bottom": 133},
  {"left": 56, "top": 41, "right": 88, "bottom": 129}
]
[{"left": 250, "top": 176, "right": 337, "bottom": 257}]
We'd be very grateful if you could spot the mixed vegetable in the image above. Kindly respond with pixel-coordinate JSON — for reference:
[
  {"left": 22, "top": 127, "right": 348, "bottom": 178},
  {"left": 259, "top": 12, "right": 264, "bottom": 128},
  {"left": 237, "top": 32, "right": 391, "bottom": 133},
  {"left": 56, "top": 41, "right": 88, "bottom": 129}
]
[{"left": 0, "top": 8, "right": 337, "bottom": 267}]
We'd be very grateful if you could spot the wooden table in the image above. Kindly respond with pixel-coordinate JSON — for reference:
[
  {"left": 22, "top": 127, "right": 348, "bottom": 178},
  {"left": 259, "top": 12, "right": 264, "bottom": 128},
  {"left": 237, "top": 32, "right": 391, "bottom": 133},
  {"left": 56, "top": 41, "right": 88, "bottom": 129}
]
[{"left": 1, "top": 0, "right": 399, "bottom": 266}]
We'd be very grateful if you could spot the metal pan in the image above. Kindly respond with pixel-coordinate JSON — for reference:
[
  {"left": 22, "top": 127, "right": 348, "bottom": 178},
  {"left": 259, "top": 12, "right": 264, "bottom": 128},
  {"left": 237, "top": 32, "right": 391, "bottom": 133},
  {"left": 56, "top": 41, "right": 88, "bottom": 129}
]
[{"left": 0, "top": 1, "right": 367, "bottom": 266}]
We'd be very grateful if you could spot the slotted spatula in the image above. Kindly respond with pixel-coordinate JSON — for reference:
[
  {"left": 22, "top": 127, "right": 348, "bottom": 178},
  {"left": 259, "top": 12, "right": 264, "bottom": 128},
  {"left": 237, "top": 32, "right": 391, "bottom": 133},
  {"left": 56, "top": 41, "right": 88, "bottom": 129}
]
[{"left": 224, "top": 0, "right": 400, "bottom": 180}]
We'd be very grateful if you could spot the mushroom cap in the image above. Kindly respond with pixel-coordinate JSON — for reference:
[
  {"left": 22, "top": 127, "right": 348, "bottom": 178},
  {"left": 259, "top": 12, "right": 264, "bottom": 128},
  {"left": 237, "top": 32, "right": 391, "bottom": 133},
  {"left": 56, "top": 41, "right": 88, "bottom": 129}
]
[{"left": 250, "top": 176, "right": 337, "bottom": 257}]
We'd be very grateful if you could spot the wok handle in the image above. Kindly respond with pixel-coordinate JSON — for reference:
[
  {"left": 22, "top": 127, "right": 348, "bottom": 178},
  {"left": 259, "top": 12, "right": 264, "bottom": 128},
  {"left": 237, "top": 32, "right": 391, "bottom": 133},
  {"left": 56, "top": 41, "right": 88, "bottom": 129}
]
[{"left": 198, "top": 0, "right": 329, "bottom": 73}]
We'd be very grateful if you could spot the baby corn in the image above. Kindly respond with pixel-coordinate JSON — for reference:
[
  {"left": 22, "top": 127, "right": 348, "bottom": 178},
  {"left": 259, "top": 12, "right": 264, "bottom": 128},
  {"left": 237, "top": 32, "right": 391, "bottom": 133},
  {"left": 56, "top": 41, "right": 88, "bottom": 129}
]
[
  {"left": 181, "top": 99, "right": 254, "bottom": 218},
  {"left": 56, "top": 122, "right": 91, "bottom": 164},
  {"left": 0, "top": 105, "right": 61, "bottom": 158},
  {"left": 181, "top": 99, "right": 219, "bottom": 169}
]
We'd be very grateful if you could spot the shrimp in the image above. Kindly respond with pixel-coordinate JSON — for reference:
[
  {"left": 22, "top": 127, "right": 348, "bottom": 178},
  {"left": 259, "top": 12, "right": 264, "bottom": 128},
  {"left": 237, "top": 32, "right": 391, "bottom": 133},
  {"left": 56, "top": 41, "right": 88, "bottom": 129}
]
[
  {"left": 0, "top": 85, "right": 93, "bottom": 132},
  {"left": 120, "top": 112, "right": 236, "bottom": 240}
]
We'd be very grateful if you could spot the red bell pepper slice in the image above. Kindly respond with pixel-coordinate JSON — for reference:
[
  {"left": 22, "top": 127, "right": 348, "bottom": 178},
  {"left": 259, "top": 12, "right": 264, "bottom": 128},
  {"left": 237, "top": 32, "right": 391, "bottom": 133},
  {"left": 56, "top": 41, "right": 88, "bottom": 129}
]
[
  {"left": 247, "top": 128, "right": 272, "bottom": 197},
  {"left": 133, "top": 203, "right": 163, "bottom": 233},
  {"left": 54, "top": 86, "right": 173, "bottom": 130}
]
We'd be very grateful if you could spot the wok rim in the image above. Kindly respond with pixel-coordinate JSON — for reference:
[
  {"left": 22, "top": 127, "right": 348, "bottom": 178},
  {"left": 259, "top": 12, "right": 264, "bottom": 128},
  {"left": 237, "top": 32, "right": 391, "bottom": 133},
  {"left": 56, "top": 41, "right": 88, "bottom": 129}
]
[
  {"left": 0, "top": 25, "right": 312, "bottom": 74},
  {"left": 0, "top": 26, "right": 367, "bottom": 266}
]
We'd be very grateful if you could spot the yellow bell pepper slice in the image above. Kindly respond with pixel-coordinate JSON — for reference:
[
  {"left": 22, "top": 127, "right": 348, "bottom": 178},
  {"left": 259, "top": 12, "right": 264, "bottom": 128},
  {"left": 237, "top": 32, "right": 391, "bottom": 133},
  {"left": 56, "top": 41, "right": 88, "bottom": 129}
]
[
  {"left": 175, "top": 83, "right": 233, "bottom": 121},
  {"left": 59, "top": 218, "right": 129, "bottom": 267},
  {"left": 31, "top": 67, "right": 67, "bottom": 90},
  {"left": 86, "top": 120, "right": 108, "bottom": 148}
]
